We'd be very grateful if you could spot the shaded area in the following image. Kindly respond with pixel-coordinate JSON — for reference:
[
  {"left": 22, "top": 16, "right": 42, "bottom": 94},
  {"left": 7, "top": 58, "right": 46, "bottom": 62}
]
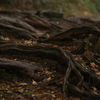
[{"left": 0, "top": 10, "right": 100, "bottom": 100}]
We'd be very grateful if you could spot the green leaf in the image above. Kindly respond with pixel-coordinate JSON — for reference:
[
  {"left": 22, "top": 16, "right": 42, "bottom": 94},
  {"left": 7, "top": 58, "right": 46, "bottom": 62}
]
[{"left": 28, "top": 91, "right": 33, "bottom": 93}]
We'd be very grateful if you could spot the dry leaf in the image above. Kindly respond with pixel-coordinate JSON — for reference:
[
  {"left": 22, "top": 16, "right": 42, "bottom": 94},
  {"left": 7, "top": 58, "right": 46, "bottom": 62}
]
[
  {"left": 56, "top": 98, "right": 62, "bottom": 100},
  {"left": 96, "top": 72, "right": 100, "bottom": 75},
  {"left": 53, "top": 45, "right": 57, "bottom": 47},
  {"left": 47, "top": 77, "right": 51, "bottom": 81},
  {"left": 90, "top": 62, "right": 96, "bottom": 68},
  {"left": 51, "top": 94, "right": 56, "bottom": 98},
  {"left": 18, "top": 83, "right": 27, "bottom": 86},
  {"left": 32, "top": 80, "right": 38, "bottom": 85}
]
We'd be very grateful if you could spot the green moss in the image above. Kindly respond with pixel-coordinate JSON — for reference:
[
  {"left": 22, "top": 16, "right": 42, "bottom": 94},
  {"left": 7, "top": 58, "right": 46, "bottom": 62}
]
[
  {"left": 80, "top": 0, "right": 99, "bottom": 14},
  {"left": 38, "top": 0, "right": 100, "bottom": 15},
  {"left": 1, "top": 0, "right": 100, "bottom": 15}
]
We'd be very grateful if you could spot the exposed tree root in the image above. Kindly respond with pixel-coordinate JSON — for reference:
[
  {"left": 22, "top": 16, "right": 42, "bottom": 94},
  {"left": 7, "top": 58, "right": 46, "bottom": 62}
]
[
  {"left": 0, "top": 10, "right": 100, "bottom": 100},
  {"left": 0, "top": 58, "right": 42, "bottom": 81},
  {"left": 0, "top": 43, "right": 100, "bottom": 99},
  {"left": 0, "top": 22, "right": 37, "bottom": 40},
  {"left": 41, "top": 26, "right": 100, "bottom": 43},
  {"left": 0, "top": 16, "right": 40, "bottom": 33}
]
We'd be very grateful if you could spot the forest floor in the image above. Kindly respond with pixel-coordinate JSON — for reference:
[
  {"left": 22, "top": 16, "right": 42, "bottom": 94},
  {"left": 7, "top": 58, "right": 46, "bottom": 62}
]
[{"left": 0, "top": 10, "right": 100, "bottom": 100}]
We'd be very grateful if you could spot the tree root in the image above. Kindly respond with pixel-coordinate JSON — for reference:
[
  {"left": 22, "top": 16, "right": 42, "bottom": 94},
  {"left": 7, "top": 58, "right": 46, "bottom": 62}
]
[
  {"left": 0, "top": 43, "right": 100, "bottom": 99},
  {"left": 40, "top": 26, "right": 100, "bottom": 43},
  {"left": 0, "top": 58, "right": 42, "bottom": 81},
  {"left": 0, "top": 16, "right": 40, "bottom": 33},
  {"left": 0, "top": 22, "right": 37, "bottom": 40}
]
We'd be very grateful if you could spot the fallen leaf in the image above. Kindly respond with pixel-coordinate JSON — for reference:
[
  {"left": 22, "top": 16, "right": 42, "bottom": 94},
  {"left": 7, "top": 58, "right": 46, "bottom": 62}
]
[
  {"left": 32, "top": 80, "right": 38, "bottom": 85},
  {"left": 90, "top": 62, "right": 96, "bottom": 68},
  {"left": 47, "top": 77, "right": 51, "bottom": 81},
  {"left": 18, "top": 88, "right": 24, "bottom": 93},
  {"left": 18, "top": 83, "right": 28, "bottom": 86},
  {"left": 96, "top": 72, "right": 100, "bottom": 75},
  {"left": 56, "top": 98, "right": 62, "bottom": 100},
  {"left": 53, "top": 45, "right": 57, "bottom": 47},
  {"left": 51, "top": 94, "right": 56, "bottom": 98}
]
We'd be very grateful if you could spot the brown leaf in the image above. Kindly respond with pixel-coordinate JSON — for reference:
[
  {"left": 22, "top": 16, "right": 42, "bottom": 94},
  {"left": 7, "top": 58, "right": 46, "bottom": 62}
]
[
  {"left": 90, "top": 62, "right": 96, "bottom": 68},
  {"left": 96, "top": 72, "right": 100, "bottom": 75}
]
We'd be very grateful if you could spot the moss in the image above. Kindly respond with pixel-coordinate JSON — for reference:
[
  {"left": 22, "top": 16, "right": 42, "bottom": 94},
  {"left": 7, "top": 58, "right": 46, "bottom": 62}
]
[
  {"left": 1, "top": 0, "right": 100, "bottom": 15},
  {"left": 80, "top": 0, "right": 99, "bottom": 14}
]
